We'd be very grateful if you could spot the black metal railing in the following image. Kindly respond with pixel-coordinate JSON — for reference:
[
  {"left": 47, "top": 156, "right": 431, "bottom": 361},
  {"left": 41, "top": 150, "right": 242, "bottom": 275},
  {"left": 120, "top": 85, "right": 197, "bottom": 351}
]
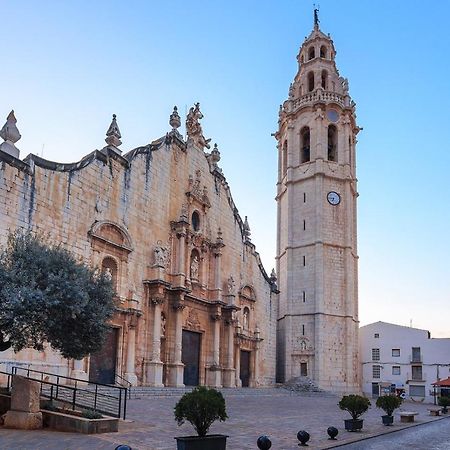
[
  {"left": 5, "top": 366, "right": 128, "bottom": 419},
  {"left": 115, "top": 373, "right": 132, "bottom": 399}
]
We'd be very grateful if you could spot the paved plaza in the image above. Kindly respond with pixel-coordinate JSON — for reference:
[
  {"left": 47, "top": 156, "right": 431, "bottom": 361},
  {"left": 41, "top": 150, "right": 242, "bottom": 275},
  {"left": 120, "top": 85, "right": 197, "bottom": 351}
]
[{"left": 0, "top": 388, "right": 448, "bottom": 449}]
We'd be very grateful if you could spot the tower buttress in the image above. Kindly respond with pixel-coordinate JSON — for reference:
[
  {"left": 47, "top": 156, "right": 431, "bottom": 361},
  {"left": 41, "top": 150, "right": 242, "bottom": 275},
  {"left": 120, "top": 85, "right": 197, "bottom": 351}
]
[{"left": 275, "top": 11, "right": 360, "bottom": 393}]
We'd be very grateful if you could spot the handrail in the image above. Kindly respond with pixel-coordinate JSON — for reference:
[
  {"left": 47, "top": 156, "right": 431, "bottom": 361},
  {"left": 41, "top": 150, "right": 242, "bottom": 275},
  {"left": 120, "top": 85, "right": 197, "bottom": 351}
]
[
  {"left": 9, "top": 366, "right": 128, "bottom": 419},
  {"left": 115, "top": 373, "right": 132, "bottom": 399}
]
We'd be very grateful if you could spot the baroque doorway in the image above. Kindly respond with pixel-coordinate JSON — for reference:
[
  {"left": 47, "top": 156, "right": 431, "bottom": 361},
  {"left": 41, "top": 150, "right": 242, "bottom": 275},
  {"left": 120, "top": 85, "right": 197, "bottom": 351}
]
[
  {"left": 240, "top": 350, "right": 251, "bottom": 387},
  {"left": 182, "top": 330, "right": 201, "bottom": 386},
  {"left": 89, "top": 327, "right": 119, "bottom": 384}
]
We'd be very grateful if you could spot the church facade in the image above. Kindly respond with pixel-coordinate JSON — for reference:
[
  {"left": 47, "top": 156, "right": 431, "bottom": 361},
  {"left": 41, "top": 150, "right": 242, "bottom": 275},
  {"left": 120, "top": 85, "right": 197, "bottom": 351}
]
[
  {"left": 0, "top": 105, "right": 278, "bottom": 388},
  {"left": 0, "top": 15, "right": 360, "bottom": 393},
  {"left": 275, "top": 15, "right": 360, "bottom": 392}
]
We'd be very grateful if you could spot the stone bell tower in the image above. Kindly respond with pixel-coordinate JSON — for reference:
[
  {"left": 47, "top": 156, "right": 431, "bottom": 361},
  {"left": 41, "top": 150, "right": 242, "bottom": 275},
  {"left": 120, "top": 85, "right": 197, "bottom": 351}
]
[{"left": 275, "top": 10, "right": 360, "bottom": 393}]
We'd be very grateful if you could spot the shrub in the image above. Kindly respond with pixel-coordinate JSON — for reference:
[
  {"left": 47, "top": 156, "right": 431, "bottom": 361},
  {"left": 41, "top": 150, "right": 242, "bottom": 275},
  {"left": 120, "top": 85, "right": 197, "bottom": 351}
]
[
  {"left": 81, "top": 409, "right": 103, "bottom": 419},
  {"left": 339, "top": 394, "right": 371, "bottom": 420},
  {"left": 174, "top": 386, "right": 228, "bottom": 437},
  {"left": 376, "top": 395, "right": 402, "bottom": 416},
  {"left": 438, "top": 396, "right": 450, "bottom": 407},
  {"left": 41, "top": 400, "right": 58, "bottom": 411}
]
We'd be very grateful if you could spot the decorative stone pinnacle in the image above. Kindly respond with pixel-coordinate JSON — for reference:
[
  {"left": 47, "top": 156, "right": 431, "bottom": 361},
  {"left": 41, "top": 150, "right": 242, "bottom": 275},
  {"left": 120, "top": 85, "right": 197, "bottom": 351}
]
[
  {"left": 0, "top": 110, "right": 21, "bottom": 144},
  {"left": 314, "top": 7, "right": 320, "bottom": 30},
  {"left": 243, "top": 216, "right": 251, "bottom": 241},
  {"left": 169, "top": 106, "right": 181, "bottom": 130},
  {"left": 270, "top": 268, "right": 277, "bottom": 281},
  {"left": 105, "top": 114, "right": 122, "bottom": 147}
]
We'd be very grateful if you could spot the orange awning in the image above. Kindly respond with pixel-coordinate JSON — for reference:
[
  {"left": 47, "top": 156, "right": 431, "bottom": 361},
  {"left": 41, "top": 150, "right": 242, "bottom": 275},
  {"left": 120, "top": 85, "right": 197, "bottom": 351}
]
[{"left": 432, "top": 377, "right": 450, "bottom": 387}]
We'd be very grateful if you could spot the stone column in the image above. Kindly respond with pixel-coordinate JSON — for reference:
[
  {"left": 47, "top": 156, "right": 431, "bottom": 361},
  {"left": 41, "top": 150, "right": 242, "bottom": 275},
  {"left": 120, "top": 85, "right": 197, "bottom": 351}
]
[
  {"left": 146, "top": 297, "right": 164, "bottom": 387},
  {"left": 124, "top": 327, "right": 138, "bottom": 386},
  {"left": 71, "top": 358, "right": 88, "bottom": 383},
  {"left": 206, "top": 312, "right": 222, "bottom": 387},
  {"left": 167, "top": 304, "right": 185, "bottom": 387},
  {"left": 235, "top": 342, "right": 241, "bottom": 387},
  {"left": 252, "top": 327, "right": 261, "bottom": 387},
  {"left": 222, "top": 320, "right": 236, "bottom": 387}
]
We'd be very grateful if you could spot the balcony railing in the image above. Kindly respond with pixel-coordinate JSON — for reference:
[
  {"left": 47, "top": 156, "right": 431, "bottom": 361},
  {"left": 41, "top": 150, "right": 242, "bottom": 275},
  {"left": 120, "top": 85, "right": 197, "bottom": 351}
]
[
  {"left": 292, "top": 90, "right": 349, "bottom": 110},
  {"left": 409, "top": 354, "right": 423, "bottom": 363}
]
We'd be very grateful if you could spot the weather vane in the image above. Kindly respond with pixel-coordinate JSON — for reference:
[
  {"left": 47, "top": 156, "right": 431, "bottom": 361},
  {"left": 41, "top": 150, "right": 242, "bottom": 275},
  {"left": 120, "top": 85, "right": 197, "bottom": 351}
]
[{"left": 313, "top": 4, "right": 320, "bottom": 28}]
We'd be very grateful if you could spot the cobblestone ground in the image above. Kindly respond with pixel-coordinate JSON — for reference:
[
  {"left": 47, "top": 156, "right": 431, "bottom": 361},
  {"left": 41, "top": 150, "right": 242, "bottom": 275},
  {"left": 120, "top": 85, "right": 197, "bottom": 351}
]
[{"left": 0, "top": 389, "right": 448, "bottom": 449}]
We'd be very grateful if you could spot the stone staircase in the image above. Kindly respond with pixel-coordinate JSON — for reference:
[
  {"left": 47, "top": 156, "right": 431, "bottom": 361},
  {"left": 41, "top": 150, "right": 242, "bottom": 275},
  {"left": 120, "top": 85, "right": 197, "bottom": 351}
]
[{"left": 95, "top": 384, "right": 335, "bottom": 400}]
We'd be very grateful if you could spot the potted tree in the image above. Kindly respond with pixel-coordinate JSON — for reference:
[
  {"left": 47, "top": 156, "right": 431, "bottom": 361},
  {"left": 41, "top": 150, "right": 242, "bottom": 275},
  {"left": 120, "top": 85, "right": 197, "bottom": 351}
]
[
  {"left": 339, "top": 394, "right": 371, "bottom": 432},
  {"left": 438, "top": 396, "right": 450, "bottom": 414},
  {"left": 376, "top": 395, "right": 403, "bottom": 425},
  {"left": 174, "top": 386, "right": 228, "bottom": 450}
]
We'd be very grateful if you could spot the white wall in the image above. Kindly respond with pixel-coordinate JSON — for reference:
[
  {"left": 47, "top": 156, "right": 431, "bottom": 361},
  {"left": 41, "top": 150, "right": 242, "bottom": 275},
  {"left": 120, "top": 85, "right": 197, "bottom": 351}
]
[{"left": 360, "top": 321, "right": 450, "bottom": 404}]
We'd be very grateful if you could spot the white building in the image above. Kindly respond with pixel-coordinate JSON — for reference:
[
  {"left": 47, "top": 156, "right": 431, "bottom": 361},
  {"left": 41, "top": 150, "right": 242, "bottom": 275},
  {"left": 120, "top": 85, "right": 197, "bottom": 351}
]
[{"left": 360, "top": 321, "right": 450, "bottom": 403}]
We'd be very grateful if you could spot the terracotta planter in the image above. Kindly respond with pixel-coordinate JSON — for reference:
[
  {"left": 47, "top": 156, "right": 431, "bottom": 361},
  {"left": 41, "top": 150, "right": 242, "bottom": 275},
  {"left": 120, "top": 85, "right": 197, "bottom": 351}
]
[
  {"left": 344, "top": 419, "right": 363, "bottom": 432},
  {"left": 382, "top": 414, "right": 394, "bottom": 426},
  {"left": 175, "top": 434, "right": 228, "bottom": 450}
]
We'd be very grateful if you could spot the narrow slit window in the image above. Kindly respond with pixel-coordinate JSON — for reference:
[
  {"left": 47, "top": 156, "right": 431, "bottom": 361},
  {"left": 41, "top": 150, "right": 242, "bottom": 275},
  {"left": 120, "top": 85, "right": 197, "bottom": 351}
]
[
  {"left": 302, "top": 291, "right": 306, "bottom": 302},
  {"left": 303, "top": 255, "right": 306, "bottom": 266}
]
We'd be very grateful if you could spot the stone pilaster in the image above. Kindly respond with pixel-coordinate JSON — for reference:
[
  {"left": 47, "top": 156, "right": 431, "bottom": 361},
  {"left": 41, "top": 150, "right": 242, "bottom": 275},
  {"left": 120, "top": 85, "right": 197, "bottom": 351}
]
[
  {"left": 125, "top": 326, "right": 138, "bottom": 386},
  {"left": 167, "top": 303, "right": 185, "bottom": 387},
  {"left": 146, "top": 297, "right": 164, "bottom": 387},
  {"left": 222, "top": 319, "right": 236, "bottom": 387}
]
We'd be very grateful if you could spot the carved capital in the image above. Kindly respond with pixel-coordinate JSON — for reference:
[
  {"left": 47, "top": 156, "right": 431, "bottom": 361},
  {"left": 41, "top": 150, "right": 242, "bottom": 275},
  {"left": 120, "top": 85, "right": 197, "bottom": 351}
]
[
  {"left": 211, "top": 313, "right": 222, "bottom": 322},
  {"left": 150, "top": 297, "right": 165, "bottom": 306},
  {"left": 173, "top": 303, "right": 186, "bottom": 311}
]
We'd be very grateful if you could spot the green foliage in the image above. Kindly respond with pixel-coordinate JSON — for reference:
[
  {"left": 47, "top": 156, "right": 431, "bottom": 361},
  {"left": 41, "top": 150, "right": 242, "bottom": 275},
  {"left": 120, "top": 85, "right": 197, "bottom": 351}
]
[
  {"left": 0, "top": 230, "right": 115, "bottom": 359},
  {"left": 81, "top": 409, "right": 103, "bottom": 419},
  {"left": 174, "top": 386, "right": 228, "bottom": 437},
  {"left": 41, "top": 400, "right": 58, "bottom": 411},
  {"left": 438, "top": 396, "right": 450, "bottom": 407},
  {"left": 339, "top": 394, "right": 371, "bottom": 420},
  {"left": 375, "top": 395, "right": 402, "bottom": 416}
]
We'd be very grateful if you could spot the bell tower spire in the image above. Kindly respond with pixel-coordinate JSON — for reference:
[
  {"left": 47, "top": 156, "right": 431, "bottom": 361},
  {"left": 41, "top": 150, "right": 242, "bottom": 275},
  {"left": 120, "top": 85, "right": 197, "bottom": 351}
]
[{"left": 275, "top": 16, "right": 360, "bottom": 393}]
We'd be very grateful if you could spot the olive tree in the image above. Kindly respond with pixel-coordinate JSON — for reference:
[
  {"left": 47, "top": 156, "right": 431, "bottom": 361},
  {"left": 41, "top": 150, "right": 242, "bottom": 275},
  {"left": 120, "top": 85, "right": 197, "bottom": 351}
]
[{"left": 0, "top": 231, "right": 115, "bottom": 359}]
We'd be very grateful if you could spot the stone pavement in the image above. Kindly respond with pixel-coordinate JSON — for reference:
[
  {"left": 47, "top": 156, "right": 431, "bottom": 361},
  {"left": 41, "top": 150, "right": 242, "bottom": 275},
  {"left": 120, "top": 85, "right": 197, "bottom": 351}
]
[{"left": 0, "top": 388, "right": 448, "bottom": 449}]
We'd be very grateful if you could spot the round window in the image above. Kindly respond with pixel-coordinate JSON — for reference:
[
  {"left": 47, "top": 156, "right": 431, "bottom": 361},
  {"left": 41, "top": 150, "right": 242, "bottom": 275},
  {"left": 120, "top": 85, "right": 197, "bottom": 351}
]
[
  {"left": 327, "top": 109, "right": 339, "bottom": 123},
  {"left": 191, "top": 211, "right": 200, "bottom": 231}
]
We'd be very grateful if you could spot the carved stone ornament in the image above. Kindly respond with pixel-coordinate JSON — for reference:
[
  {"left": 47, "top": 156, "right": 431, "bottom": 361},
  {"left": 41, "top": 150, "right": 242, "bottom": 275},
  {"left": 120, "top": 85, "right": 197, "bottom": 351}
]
[
  {"left": 190, "top": 254, "right": 199, "bottom": 280},
  {"left": 186, "top": 102, "right": 211, "bottom": 149},
  {"left": 153, "top": 241, "right": 171, "bottom": 269},
  {"left": 105, "top": 114, "right": 122, "bottom": 148},
  {"left": 187, "top": 170, "right": 210, "bottom": 208},
  {"left": 226, "top": 275, "right": 236, "bottom": 295},
  {"left": 185, "top": 308, "right": 201, "bottom": 330}
]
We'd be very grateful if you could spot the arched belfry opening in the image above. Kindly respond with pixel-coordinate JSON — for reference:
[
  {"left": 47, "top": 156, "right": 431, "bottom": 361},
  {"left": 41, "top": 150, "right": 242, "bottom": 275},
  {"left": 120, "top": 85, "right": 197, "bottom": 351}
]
[
  {"left": 300, "top": 127, "right": 311, "bottom": 163},
  {"left": 321, "top": 70, "right": 328, "bottom": 89},
  {"left": 308, "top": 46, "right": 315, "bottom": 60},
  {"left": 328, "top": 125, "right": 338, "bottom": 162},
  {"left": 320, "top": 45, "right": 327, "bottom": 58},
  {"left": 308, "top": 72, "right": 315, "bottom": 92}
]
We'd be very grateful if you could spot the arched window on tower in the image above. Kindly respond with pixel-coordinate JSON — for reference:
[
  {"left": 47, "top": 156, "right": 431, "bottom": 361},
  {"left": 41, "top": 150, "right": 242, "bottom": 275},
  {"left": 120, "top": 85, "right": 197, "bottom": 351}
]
[
  {"left": 300, "top": 127, "right": 310, "bottom": 163},
  {"left": 308, "top": 47, "right": 315, "bottom": 60},
  {"left": 328, "top": 125, "right": 338, "bottom": 162},
  {"left": 321, "top": 70, "right": 328, "bottom": 89},
  {"left": 308, "top": 72, "right": 315, "bottom": 92},
  {"left": 102, "top": 256, "right": 118, "bottom": 292},
  {"left": 282, "top": 140, "right": 288, "bottom": 177},
  {"left": 320, "top": 45, "right": 327, "bottom": 58}
]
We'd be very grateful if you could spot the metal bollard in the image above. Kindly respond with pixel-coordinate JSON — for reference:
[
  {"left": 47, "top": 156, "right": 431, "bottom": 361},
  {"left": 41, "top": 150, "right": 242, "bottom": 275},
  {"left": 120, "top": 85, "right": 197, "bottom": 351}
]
[
  {"left": 297, "top": 430, "right": 310, "bottom": 446},
  {"left": 257, "top": 435, "right": 272, "bottom": 449}
]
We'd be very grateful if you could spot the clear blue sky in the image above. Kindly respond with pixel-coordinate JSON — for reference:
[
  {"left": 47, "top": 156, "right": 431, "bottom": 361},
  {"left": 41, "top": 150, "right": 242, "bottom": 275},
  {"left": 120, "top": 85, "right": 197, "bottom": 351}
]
[{"left": 2, "top": 1, "right": 449, "bottom": 336}]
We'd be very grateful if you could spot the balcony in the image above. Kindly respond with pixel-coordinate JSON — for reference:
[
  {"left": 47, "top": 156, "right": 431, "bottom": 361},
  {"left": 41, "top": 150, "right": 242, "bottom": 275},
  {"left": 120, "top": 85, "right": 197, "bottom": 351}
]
[
  {"left": 409, "top": 354, "right": 422, "bottom": 363},
  {"left": 291, "top": 90, "right": 349, "bottom": 111}
]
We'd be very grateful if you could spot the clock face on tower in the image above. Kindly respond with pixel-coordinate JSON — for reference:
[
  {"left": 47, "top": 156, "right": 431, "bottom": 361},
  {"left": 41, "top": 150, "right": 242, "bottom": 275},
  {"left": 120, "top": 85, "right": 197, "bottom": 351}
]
[{"left": 327, "top": 191, "right": 341, "bottom": 205}]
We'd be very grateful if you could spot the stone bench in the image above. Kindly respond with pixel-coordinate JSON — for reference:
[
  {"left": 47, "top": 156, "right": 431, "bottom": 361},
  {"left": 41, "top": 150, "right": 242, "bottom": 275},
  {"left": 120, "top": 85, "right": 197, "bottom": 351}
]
[
  {"left": 400, "top": 411, "right": 418, "bottom": 423},
  {"left": 427, "top": 407, "right": 441, "bottom": 416}
]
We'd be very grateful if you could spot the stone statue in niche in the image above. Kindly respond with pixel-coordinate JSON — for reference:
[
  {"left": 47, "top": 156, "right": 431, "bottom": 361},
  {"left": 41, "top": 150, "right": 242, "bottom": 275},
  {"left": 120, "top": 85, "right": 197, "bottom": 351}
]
[
  {"left": 161, "top": 312, "right": 166, "bottom": 338},
  {"left": 153, "top": 241, "right": 170, "bottom": 268},
  {"left": 243, "top": 309, "right": 249, "bottom": 331},
  {"left": 190, "top": 255, "right": 199, "bottom": 280},
  {"left": 226, "top": 276, "right": 236, "bottom": 295},
  {"left": 104, "top": 267, "right": 113, "bottom": 280}
]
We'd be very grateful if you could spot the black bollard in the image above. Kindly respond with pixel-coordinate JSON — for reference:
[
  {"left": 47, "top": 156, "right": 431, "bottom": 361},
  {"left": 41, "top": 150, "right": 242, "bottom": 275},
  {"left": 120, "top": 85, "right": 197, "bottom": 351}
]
[
  {"left": 297, "top": 430, "right": 310, "bottom": 446},
  {"left": 257, "top": 435, "right": 272, "bottom": 449},
  {"left": 327, "top": 426, "right": 339, "bottom": 440},
  {"left": 115, "top": 446, "right": 132, "bottom": 450}
]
